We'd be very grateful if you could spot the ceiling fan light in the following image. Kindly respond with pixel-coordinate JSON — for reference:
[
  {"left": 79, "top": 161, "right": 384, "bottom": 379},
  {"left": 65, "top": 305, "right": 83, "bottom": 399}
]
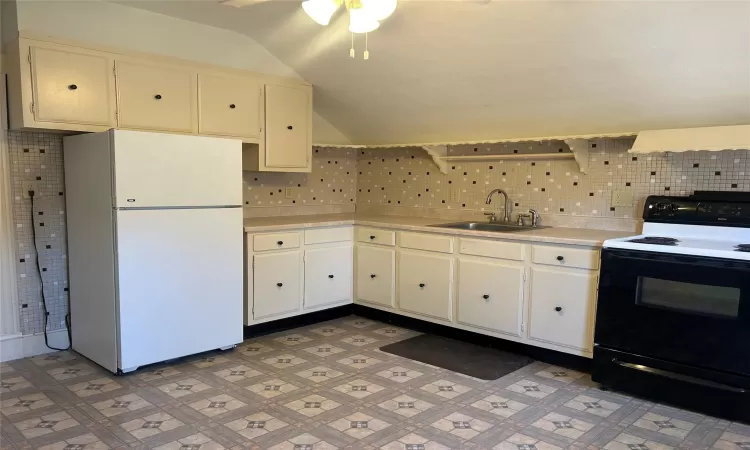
[
  {"left": 360, "top": 0, "right": 397, "bottom": 21},
  {"left": 302, "top": 0, "right": 338, "bottom": 26},
  {"left": 348, "top": 7, "right": 380, "bottom": 33}
]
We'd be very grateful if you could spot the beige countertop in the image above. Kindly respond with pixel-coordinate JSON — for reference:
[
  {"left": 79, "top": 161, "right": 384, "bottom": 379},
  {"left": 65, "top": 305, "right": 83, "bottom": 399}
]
[{"left": 243, "top": 214, "right": 633, "bottom": 246}]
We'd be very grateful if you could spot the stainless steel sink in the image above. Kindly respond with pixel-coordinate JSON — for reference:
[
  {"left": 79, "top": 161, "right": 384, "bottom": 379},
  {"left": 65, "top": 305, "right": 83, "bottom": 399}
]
[{"left": 429, "top": 222, "right": 549, "bottom": 232}]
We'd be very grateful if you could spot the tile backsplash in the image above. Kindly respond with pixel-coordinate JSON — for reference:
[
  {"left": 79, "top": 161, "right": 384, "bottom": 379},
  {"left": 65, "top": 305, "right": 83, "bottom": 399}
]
[{"left": 356, "top": 138, "right": 750, "bottom": 228}]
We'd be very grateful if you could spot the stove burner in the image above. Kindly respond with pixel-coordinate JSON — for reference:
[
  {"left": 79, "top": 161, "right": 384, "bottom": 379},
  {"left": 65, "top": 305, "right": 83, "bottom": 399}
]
[
  {"left": 627, "top": 236, "right": 680, "bottom": 246},
  {"left": 735, "top": 244, "right": 750, "bottom": 253}
]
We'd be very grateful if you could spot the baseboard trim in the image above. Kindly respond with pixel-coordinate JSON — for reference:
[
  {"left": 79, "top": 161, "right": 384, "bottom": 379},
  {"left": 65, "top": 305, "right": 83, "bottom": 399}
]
[
  {"left": 243, "top": 305, "right": 354, "bottom": 340},
  {"left": 0, "top": 328, "right": 70, "bottom": 362},
  {"left": 352, "top": 304, "right": 592, "bottom": 373}
]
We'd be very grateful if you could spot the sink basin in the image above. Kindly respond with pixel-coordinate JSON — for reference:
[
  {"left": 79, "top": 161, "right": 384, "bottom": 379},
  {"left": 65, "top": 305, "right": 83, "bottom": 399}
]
[{"left": 429, "top": 222, "right": 549, "bottom": 232}]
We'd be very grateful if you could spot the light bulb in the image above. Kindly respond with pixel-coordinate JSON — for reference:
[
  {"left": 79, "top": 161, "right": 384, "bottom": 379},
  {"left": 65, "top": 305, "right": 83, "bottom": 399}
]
[
  {"left": 360, "top": 0, "right": 397, "bottom": 21},
  {"left": 349, "top": 7, "right": 380, "bottom": 33},
  {"left": 302, "top": 0, "right": 339, "bottom": 26}
]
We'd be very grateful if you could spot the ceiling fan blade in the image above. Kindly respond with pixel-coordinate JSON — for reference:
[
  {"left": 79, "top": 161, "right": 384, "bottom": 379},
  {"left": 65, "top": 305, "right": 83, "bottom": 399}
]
[{"left": 220, "top": 0, "right": 275, "bottom": 8}]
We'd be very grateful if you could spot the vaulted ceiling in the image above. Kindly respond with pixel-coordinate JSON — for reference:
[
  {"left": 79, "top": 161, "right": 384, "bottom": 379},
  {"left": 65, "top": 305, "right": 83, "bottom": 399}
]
[{"left": 118, "top": 0, "right": 750, "bottom": 145}]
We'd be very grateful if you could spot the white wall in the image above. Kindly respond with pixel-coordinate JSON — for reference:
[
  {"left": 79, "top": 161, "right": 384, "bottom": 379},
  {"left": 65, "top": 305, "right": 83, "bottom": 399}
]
[{"left": 13, "top": 0, "right": 351, "bottom": 144}]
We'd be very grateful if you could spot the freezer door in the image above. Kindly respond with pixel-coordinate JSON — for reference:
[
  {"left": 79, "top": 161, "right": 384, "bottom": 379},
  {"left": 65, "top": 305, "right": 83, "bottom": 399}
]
[
  {"left": 115, "top": 208, "right": 243, "bottom": 371},
  {"left": 111, "top": 130, "right": 242, "bottom": 208}
]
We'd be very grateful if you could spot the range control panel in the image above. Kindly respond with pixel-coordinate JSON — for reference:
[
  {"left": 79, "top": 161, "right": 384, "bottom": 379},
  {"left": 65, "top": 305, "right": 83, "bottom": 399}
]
[{"left": 644, "top": 194, "right": 750, "bottom": 226}]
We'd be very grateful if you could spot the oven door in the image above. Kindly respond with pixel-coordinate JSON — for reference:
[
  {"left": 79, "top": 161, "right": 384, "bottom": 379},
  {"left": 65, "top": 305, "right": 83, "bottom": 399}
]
[{"left": 596, "top": 249, "right": 750, "bottom": 376}]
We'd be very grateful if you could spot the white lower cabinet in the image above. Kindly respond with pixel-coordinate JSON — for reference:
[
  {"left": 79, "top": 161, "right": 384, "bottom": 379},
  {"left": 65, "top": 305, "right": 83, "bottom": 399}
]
[
  {"left": 252, "top": 250, "right": 302, "bottom": 320},
  {"left": 397, "top": 250, "right": 453, "bottom": 321},
  {"left": 304, "top": 245, "right": 353, "bottom": 309},
  {"left": 457, "top": 257, "right": 524, "bottom": 336},
  {"left": 528, "top": 266, "right": 598, "bottom": 351},
  {"left": 355, "top": 245, "right": 395, "bottom": 307}
]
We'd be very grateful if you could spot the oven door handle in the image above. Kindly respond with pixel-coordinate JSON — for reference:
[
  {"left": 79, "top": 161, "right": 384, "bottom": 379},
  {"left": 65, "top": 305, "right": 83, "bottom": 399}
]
[{"left": 612, "top": 358, "right": 747, "bottom": 393}]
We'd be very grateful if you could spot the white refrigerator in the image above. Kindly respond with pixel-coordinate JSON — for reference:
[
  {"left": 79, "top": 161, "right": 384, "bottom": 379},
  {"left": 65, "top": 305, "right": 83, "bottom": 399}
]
[{"left": 63, "top": 130, "right": 243, "bottom": 374}]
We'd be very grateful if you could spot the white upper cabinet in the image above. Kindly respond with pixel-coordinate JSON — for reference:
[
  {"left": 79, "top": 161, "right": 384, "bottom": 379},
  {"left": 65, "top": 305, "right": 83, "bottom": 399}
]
[
  {"left": 263, "top": 84, "right": 311, "bottom": 169},
  {"left": 30, "top": 46, "right": 114, "bottom": 127},
  {"left": 115, "top": 60, "right": 197, "bottom": 133},
  {"left": 198, "top": 72, "right": 261, "bottom": 139}
]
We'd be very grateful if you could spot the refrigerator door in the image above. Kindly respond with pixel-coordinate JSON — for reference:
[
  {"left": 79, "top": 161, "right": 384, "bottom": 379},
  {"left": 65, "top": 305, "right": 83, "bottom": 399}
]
[
  {"left": 115, "top": 207, "right": 243, "bottom": 371},
  {"left": 111, "top": 130, "right": 242, "bottom": 208}
]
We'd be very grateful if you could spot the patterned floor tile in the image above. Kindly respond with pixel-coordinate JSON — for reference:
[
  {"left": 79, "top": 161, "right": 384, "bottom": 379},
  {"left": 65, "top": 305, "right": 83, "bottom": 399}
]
[
  {"left": 302, "top": 345, "right": 347, "bottom": 358},
  {"left": 224, "top": 411, "right": 289, "bottom": 440},
  {"left": 632, "top": 412, "right": 696, "bottom": 439},
  {"left": 432, "top": 412, "right": 493, "bottom": 440},
  {"left": 531, "top": 412, "right": 595, "bottom": 439},
  {"left": 493, "top": 432, "right": 562, "bottom": 450},
  {"left": 336, "top": 354, "right": 382, "bottom": 369},
  {"left": 188, "top": 394, "right": 246, "bottom": 417},
  {"left": 30, "top": 353, "right": 77, "bottom": 366},
  {"left": 212, "top": 364, "right": 264, "bottom": 383},
  {"left": 505, "top": 379, "right": 557, "bottom": 399},
  {"left": 341, "top": 318, "right": 377, "bottom": 328},
  {"left": 245, "top": 379, "right": 299, "bottom": 398},
  {"left": 420, "top": 379, "right": 472, "bottom": 399},
  {"left": 328, "top": 411, "right": 391, "bottom": 438},
  {"left": 534, "top": 366, "right": 586, "bottom": 384},
  {"left": 1, "top": 393, "right": 55, "bottom": 416},
  {"left": 157, "top": 378, "right": 211, "bottom": 398},
  {"left": 267, "top": 432, "right": 338, "bottom": 450},
  {"left": 564, "top": 394, "right": 622, "bottom": 418},
  {"left": 191, "top": 355, "right": 231, "bottom": 369},
  {"left": 237, "top": 342, "right": 275, "bottom": 355},
  {"left": 37, "top": 432, "right": 111, "bottom": 450},
  {"left": 120, "top": 411, "right": 183, "bottom": 439},
  {"left": 262, "top": 354, "right": 308, "bottom": 369},
  {"left": 309, "top": 326, "right": 348, "bottom": 337},
  {"left": 333, "top": 379, "right": 386, "bottom": 399},
  {"left": 13, "top": 411, "right": 79, "bottom": 439},
  {"left": 602, "top": 432, "right": 674, "bottom": 450},
  {"left": 90, "top": 393, "right": 151, "bottom": 417},
  {"left": 295, "top": 366, "right": 345, "bottom": 383},
  {"left": 284, "top": 395, "right": 340, "bottom": 417},
  {"left": 471, "top": 394, "right": 528, "bottom": 418},
  {"left": 380, "top": 432, "right": 451, "bottom": 450},
  {"left": 46, "top": 363, "right": 97, "bottom": 381},
  {"left": 139, "top": 367, "right": 182, "bottom": 382},
  {"left": 153, "top": 432, "right": 225, "bottom": 450},
  {"left": 378, "top": 394, "right": 434, "bottom": 418},
  {"left": 67, "top": 378, "right": 121, "bottom": 398},
  {"left": 708, "top": 431, "right": 750, "bottom": 450},
  {"left": 0, "top": 376, "right": 33, "bottom": 393},
  {"left": 339, "top": 334, "right": 379, "bottom": 346},
  {"left": 274, "top": 334, "right": 313, "bottom": 346},
  {"left": 376, "top": 366, "right": 423, "bottom": 383}
]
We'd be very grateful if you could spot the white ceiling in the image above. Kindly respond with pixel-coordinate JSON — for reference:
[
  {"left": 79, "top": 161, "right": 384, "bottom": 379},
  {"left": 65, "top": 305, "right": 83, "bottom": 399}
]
[{"left": 117, "top": 0, "right": 750, "bottom": 145}]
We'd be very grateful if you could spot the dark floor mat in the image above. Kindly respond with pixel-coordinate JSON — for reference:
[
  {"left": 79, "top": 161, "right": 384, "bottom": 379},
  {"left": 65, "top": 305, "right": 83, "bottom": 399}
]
[{"left": 379, "top": 334, "right": 534, "bottom": 380}]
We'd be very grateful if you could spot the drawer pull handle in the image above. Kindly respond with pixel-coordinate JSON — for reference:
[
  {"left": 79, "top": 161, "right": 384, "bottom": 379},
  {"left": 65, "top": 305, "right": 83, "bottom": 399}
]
[
  {"left": 277, "top": 241, "right": 284, "bottom": 245},
  {"left": 229, "top": 103, "right": 236, "bottom": 109},
  {"left": 419, "top": 283, "right": 425, "bottom": 288},
  {"left": 556, "top": 255, "right": 564, "bottom": 261},
  {"left": 277, "top": 282, "right": 283, "bottom": 287},
  {"left": 483, "top": 294, "right": 490, "bottom": 300},
  {"left": 370, "top": 274, "right": 376, "bottom": 278},
  {"left": 154, "top": 94, "right": 162, "bottom": 100},
  {"left": 68, "top": 84, "right": 78, "bottom": 90},
  {"left": 328, "top": 274, "right": 334, "bottom": 279},
  {"left": 555, "top": 306, "right": 562, "bottom": 312},
  {"left": 287, "top": 125, "right": 293, "bottom": 130},
  {"left": 369, "top": 235, "right": 376, "bottom": 240}
]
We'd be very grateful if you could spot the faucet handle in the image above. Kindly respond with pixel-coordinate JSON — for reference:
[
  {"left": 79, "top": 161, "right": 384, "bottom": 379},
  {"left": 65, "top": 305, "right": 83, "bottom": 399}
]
[
  {"left": 483, "top": 212, "right": 497, "bottom": 223},
  {"left": 528, "top": 209, "right": 540, "bottom": 227}
]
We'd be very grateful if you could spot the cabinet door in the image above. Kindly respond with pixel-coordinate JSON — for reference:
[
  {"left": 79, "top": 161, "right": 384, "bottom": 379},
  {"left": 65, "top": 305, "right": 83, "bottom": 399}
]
[
  {"left": 457, "top": 258, "right": 523, "bottom": 336},
  {"left": 31, "top": 46, "right": 113, "bottom": 126},
  {"left": 528, "top": 266, "right": 597, "bottom": 351},
  {"left": 199, "top": 73, "right": 261, "bottom": 138},
  {"left": 355, "top": 245, "right": 394, "bottom": 307},
  {"left": 253, "top": 251, "right": 302, "bottom": 320},
  {"left": 398, "top": 250, "right": 453, "bottom": 320},
  {"left": 264, "top": 84, "right": 310, "bottom": 168},
  {"left": 115, "top": 60, "right": 196, "bottom": 133},
  {"left": 305, "top": 245, "right": 353, "bottom": 309}
]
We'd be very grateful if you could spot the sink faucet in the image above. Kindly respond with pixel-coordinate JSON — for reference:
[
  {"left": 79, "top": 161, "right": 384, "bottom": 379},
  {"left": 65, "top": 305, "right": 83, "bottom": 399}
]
[{"left": 485, "top": 189, "right": 511, "bottom": 223}]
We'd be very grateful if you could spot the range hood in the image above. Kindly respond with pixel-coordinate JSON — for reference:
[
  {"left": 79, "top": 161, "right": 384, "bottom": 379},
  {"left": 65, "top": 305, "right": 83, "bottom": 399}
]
[{"left": 629, "top": 125, "right": 750, "bottom": 154}]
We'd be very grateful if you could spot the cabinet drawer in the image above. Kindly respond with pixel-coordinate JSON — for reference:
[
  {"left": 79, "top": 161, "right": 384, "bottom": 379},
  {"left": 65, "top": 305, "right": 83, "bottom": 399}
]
[
  {"left": 356, "top": 227, "right": 396, "bottom": 246},
  {"left": 528, "top": 266, "right": 597, "bottom": 351},
  {"left": 457, "top": 258, "right": 523, "bottom": 336},
  {"left": 397, "top": 250, "right": 453, "bottom": 321},
  {"left": 305, "top": 245, "right": 352, "bottom": 309},
  {"left": 356, "top": 245, "right": 395, "bottom": 308},
  {"left": 532, "top": 245, "right": 599, "bottom": 270},
  {"left": 305, "top": 227, "right": 353, "bottom": 245},
  {"left": 459, "top": 238, "right": 525, "bottom": 261},
  {"left": 253, "top": 232, "right": 301, "bottom": 252},
  {"left": 398, "top": 232, "right": 453, "bottom": 254}
]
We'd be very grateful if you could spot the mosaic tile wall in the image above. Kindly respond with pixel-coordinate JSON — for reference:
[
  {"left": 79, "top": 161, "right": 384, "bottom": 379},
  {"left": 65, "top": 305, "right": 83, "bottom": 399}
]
[
  {"left": 356, "top": 138, "right": 750, "bottom": 222},
  {"left": 242, "top": 147, "right": 357, "bottom": 218},
  {"left": 7, "top": 131, "right": 69, "bottom": 335}
]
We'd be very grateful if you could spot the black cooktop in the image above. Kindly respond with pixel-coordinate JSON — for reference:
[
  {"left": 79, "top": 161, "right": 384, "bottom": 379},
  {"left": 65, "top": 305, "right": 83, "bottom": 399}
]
[{"left": 627, "top": 236, "right": 680, "bottom": 246}]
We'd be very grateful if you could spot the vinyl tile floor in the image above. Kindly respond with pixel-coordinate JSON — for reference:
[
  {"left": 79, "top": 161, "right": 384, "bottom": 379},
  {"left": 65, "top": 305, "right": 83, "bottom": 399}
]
[{"left": 1, "top": 316, "right": 748, "bottom": 450}]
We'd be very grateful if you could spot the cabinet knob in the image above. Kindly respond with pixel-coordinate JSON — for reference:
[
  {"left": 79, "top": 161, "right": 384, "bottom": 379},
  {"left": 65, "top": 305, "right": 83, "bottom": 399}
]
[
  {"left": 328, "top": 274, "right": 334, "bottom": 279},
  {"left": 369, "top": 235, "right": 376, "bottom": 240},
  {"left": 483, "top": 294, "right": 490, "bottom": 300},
  {"left": 419, "top": 283, "right": 425, "bottom": 288},
  {"left": 154, "top": 94, "right": 162, "bottom": 100},
  {"left": 277, "top": 282, "right": 283, "bottom": 287},
  {"left": 370, "top": 274, "right": 376, "bottom": 278},
  {"left": 277, "top": 241, "right": 283, "bottom": 246},
  {"left": 556, "top": 255, "right": 564, "bottom": 261},
  {"left": 287, "top": 125, "right": 293, "bottom": 130},
  {"left": 555, "top": 306, "right": 562, "bottom": 312},
  {"left": 68, "top": 84, "right": 78, "bottom": 90},
  {"left": 229, "top": 104, "right": 236, "bottom": 109}
]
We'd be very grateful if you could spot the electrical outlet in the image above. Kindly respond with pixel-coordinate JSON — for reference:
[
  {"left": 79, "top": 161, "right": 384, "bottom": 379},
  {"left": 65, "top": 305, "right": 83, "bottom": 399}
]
[
  {"left": 450, "top": 186, "right": 460, "bottom": 202},
  {"left": 284, "top": 187, "right": 295, "bottom": 199},
  {"left": 611, "top": 190, "right": 634, "bottom": 207},
  {"left": 22, "top": 181, "right": 39, "bottom": 198}
]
